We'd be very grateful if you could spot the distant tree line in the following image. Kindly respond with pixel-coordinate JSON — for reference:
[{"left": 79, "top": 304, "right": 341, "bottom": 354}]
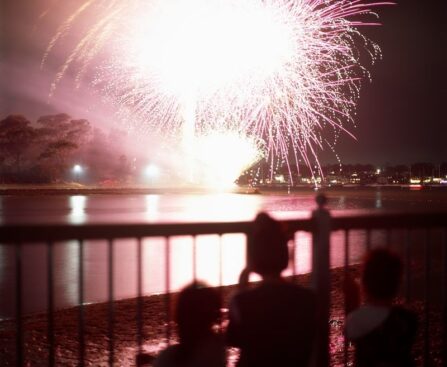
[
  {"left": 2, "top": 113, "right": 446, "bottom": 185},
  {"left": 0, "top": 113, "right": 132, "bottom": 184}
]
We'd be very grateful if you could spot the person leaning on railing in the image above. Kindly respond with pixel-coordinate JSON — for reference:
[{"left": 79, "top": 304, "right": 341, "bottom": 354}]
[
  {"left": 344, "top": 248, "right": 418, "bottom": 367},
  {"left": 227, "top": 212, "right": 316, "bottom": 367}
]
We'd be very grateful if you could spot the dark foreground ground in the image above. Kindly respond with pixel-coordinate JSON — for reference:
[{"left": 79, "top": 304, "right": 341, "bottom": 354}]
[{"left": 0, "top": 265, "right": 444, "bottom": 367}]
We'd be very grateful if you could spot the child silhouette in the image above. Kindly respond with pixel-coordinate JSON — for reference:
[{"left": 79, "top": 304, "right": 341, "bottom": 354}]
[{"left": 345, "top": 248, "right": 418, "bottom": 367}]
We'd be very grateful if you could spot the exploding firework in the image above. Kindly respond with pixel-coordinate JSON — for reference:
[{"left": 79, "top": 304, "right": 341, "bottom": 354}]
[{"left": 44, "top": 0, "right": 391, "bottom": 184}]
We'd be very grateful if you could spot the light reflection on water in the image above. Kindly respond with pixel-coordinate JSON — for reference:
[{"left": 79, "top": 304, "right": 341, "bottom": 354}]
[
  {"left": 68, "top": 195, "right": 87, "bottom": 224},
  {"left": 0, "top": 189, "right": 444, "bottom": 317},
  {"left": 144, "top": 194, "right": 159, "bottom": 221},
  {"left": 375, "top": 191, "right": 382, "bottom": 209},
  {"left": 58, "top": 241, "right": 80, "bottom": 306},
  {"left": 0, "top": 230, "right": 381, "bottom": 318},
  {"left": 77, "top": 234, "right": 248, "bottom": 307}
]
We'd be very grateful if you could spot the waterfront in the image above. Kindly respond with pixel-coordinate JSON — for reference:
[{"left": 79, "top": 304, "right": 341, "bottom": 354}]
[{"left": 1, "top": 187, "right": 446, "bottom": 318}]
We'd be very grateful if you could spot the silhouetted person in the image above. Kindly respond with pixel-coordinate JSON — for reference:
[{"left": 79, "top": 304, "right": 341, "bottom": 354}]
[
  {"left": 154, "top": 282, "right": 226, "bottom": 367},
  {"left": 227, "top": 212, "right": 316, "bottom": 367},
  {"left": 345, "top": 248, "right": 418, "bottom": 367}
]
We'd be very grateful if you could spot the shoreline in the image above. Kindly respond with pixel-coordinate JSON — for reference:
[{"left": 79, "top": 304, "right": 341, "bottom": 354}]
[
  {"left": 1, "top": 184, "right": 447, "bottom": 196},
  {"left": 0, "top": 265, "right": 444, "bottom": 366}
]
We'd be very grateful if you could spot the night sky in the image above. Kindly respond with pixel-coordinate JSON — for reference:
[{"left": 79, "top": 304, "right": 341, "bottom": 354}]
[
  {"left": 331, "top": 0, "right": 447, "bottom": 165},
  {"left": 1, "top": 0, "right": 446, "bottom": 165}
]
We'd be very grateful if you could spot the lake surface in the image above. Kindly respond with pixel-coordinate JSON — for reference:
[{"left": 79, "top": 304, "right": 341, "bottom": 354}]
[{"left": 1, "top": 188, "right": 446, "bottom": 318}]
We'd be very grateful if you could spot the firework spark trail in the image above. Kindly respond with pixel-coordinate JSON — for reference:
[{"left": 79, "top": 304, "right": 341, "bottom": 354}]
[{"left": 44, "top": 0, "right": 392, "bottom": 183}]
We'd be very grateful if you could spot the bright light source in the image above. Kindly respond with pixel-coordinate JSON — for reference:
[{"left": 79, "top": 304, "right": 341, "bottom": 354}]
[
  {"left": 48, "top": 0, "right": 388, "bottom": 181},
  {"left": 376, "top": 168, "right": 381, "bottom": 175},
  {"left": 144, "top": 164, "right": 160, "bottom": 178},
  {"left": 192, "top": 132, "right": 261, "bottom": 188},
  {"left": 73, "top": 164, "right": 83, "bottom": 174}
]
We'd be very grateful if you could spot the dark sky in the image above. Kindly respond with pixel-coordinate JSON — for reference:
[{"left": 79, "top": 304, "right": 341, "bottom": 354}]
[
  {"left": 1, "top": 0, "right": 446, "bottom": 165},
  {"left": 325, "top": 0, "right": 447, "bottom": 165}
]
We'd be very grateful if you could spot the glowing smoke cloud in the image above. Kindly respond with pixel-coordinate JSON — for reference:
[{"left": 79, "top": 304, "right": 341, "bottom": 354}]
[{"left": 44, "top": 0, "right": 391, "bottom": 184}]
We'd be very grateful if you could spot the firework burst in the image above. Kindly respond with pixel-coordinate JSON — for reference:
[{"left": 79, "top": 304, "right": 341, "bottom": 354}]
[{"left": 44, "top": 0, "right": 391, "bottom": 184}]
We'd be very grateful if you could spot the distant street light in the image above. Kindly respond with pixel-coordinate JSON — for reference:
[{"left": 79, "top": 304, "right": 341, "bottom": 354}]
[
  {"left": 73, "top": 164, "right": 83, "bottom": 174},
  {"left": 73, "top": 164, "right": 83, "bottom": 182},
  {"left": 144, "top": 164, "right": 159, "bottom": 177},
  {"left": 144, "top": 164, "right": 160, "bottom": 184}
]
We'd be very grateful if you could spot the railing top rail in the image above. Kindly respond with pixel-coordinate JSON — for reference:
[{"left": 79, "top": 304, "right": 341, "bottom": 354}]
[
  {"left": 0, "top": 221, "right": 253, "bottom": 242},
  {"left": 1, "top": 211, "right": 446, "bottom": 243}
]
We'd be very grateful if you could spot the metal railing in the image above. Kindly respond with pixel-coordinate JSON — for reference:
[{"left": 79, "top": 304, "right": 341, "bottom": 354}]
[{"left": 0, "top": 197, "right": 446, "bottom": 366}]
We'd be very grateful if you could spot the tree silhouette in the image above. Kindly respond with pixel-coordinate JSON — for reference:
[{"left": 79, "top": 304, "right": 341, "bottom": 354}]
[{"left": 0, "top": 114, "right": 35, "bottom": 173}]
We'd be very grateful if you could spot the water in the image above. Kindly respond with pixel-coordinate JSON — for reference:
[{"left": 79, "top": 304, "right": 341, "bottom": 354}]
[{"left": 1, "top": 188, "right": 446, "bottom": 318}]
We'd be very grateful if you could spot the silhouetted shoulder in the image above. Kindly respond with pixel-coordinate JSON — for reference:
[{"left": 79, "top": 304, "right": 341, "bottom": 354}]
[
  {"left": 386, "top": 306, "right": 418, "bottom": 341},
  {"left": 347, "top": 305, "right": 418, "bottom": 367},
  {"left": 232, "top": 282, "right": 315, "bottom": 320},
  {"left": 228, "top": 282, "right": 316, "bottom": 367},
  {"left": 154, "top": 335, "right": 226, "bottom": 367},
  {"left": 346, "top": 305, "right": 390, "bottom": 340}
]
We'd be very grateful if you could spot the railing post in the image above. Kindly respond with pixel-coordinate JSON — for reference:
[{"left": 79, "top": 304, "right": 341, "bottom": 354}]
[
  {"left": 165, "top": 237, "right": 171, "bottom": 345},
  {"left": 78, "top": 240, "right": 85, "bottom": 367},
  {"left": 136, "top": 238, "right": 143, "bottom": 355},
  {"left": 47, "top": 242, "right": 55, "bottom": 367},
  {"left": 443, "top": 228, "right": 447, "bottom": 366},
  {"left": 107, "top": 239, "right": 115, "bottom": 366},
  {"left": 15, "top": 243, "right": 23, "bottom": 367},
  {"left": 311, "top": 194, "right": 331, "bottom": 367}
]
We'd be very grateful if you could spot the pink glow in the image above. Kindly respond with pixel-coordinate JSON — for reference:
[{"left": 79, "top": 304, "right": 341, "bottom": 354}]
[{"left": 45, "top": 0, "right": 392, "bottom": 181}]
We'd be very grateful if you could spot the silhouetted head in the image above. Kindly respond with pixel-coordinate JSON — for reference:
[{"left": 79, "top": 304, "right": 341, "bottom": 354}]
[
  {"left": 175, "top": 281, "right": 221, "bottom": 344},
  {"left": 248, "top": 212, "right": 288, "bottom": 277},
  {"left": 362, "top": 248, "right": 403, "bottom": 302}
]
